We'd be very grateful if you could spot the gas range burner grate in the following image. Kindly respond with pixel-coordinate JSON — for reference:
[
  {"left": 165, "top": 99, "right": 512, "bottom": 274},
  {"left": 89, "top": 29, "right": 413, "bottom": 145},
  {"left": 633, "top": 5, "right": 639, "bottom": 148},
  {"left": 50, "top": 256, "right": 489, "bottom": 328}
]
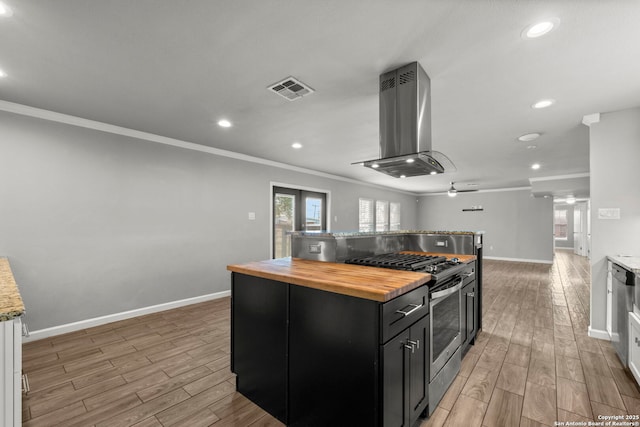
[{"left": 344, "top": 253, "right": 447, "bottom": 271}]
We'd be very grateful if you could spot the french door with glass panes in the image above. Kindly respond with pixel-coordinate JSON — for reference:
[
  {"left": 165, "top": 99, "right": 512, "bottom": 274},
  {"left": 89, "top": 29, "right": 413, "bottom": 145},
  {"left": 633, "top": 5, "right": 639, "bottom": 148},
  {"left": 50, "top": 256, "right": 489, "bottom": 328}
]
[{"left": 273, "top": 187, "right": 326, "bottom": 258}]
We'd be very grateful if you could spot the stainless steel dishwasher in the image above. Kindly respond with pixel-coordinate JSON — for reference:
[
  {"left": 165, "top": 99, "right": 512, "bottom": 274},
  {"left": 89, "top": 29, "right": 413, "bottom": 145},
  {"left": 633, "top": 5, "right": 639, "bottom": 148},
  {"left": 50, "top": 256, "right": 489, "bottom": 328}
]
[{"left": 612, "top": 263, "right": 635, "bottom": 366}]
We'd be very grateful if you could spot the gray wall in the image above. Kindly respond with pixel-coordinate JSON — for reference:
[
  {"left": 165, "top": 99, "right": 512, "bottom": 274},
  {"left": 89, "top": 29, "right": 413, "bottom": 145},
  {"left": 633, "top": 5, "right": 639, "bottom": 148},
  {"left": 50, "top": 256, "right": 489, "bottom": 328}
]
[
  {"left": 554, "top": 203, "right": 575, "bottom": 249},
  {"left": 589, "top": 107, "right": 640, "bottom": 334},
  {"left": 418, "top": 189, "right": 554, "bottom": 263},
  {"left": 0, "top": 110, "right": 418, "bottom": 331}
]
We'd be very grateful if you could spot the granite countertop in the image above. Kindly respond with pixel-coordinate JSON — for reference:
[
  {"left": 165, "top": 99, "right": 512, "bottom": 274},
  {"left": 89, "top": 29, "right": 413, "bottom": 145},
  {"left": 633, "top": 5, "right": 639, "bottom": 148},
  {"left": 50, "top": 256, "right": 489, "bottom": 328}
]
[
  {"left": 228, "top": 253, "right": 476, "bottom": 302},
  {"left": 289, "top": 230, "right": 484, "bottom": 237},
  {"left": 0, "top": 257, "right": 25, "bottom": 321},
  {"left": 608, "top": 255, "right": 640, "bottom": 275}
]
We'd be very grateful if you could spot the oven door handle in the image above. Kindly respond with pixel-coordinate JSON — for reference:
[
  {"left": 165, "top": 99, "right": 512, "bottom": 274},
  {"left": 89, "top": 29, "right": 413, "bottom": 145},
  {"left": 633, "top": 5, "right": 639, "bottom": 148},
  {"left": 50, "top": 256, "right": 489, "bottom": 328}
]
[{"left": 430, "top": 279, "right": 463, "bottom": 300}]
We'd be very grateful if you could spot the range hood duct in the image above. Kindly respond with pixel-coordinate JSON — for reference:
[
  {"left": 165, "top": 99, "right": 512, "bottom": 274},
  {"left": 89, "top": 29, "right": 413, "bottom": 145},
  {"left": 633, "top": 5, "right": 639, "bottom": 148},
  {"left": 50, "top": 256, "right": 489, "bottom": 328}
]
[{"left": 357, "top": 62, "right": 455, "bottom": 178}]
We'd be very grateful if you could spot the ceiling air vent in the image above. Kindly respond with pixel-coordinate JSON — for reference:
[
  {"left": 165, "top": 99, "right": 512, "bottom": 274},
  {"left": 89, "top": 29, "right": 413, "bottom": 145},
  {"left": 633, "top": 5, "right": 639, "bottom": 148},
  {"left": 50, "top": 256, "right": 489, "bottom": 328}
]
[{"left": 268, "top": 76, "right": 314, "bottom": 101}]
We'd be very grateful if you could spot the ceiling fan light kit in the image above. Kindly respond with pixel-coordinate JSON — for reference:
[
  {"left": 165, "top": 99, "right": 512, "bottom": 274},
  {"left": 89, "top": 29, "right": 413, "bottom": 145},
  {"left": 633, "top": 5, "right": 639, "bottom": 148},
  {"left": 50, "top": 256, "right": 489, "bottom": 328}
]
[{"left": 448, "top": 182, "right": 479, "bottom": 196}]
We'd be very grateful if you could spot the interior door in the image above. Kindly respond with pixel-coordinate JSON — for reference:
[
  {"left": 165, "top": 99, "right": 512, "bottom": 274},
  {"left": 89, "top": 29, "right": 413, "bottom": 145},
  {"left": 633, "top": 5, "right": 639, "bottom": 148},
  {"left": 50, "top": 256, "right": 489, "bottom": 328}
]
[
  {"left": 273, "top": 187, "right": 327, "bottom": 258},
  {"left": 607, "top": 261, "right": 613, "bottom": 337},
  {"left": 573, "top": 203, "right": 587, "bottom": 256},
  {"left": 573, "top": 206, "right": 581, "bottom": 255}
]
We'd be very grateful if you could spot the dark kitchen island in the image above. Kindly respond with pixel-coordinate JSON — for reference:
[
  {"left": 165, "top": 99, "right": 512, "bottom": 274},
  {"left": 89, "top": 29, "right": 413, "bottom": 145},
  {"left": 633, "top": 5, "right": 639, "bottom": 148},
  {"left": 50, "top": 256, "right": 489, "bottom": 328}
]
[{"left": 227, "top": 253, "right": 476, "bottom": 427}]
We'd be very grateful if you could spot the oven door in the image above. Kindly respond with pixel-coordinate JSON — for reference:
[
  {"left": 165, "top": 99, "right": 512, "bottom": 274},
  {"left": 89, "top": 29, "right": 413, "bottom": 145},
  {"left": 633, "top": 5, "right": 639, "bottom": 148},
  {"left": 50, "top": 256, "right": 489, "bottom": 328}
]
[{"left": 430, "top": 277, "right": 462, "bottom": 380}]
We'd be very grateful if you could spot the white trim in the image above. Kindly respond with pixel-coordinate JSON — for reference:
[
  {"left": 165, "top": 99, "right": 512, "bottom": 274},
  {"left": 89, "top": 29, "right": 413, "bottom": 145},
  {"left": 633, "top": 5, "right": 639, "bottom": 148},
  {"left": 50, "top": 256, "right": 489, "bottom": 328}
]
[
  {"left": 0, "top": 99, "right": 415, "bottom": 195},
  {"left": 529, "top": 173, "right": 590, "bottom": 183},
  {"left": 270, "top": 182, "right": 332, "bottom": 198},
  {"left": 419, "top": 186, "right": 531, "bottom": 197},
  {"left": 582, "top": 113, "right": 601, "bottom": 127},
  {"left": 483, "top": 256, "right": 553, "bottom": 265},
  {"left": 22, "top": 291, "right": 230, "bottom": 342},
  {"left": 588, "top": 325, "right": 610, "bottom": 340}
]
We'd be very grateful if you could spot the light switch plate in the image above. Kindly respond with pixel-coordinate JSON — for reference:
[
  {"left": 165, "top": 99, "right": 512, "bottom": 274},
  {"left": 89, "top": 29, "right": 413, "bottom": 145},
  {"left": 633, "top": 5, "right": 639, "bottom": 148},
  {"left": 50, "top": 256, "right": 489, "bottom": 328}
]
[
  {"left": 598, "top": 208, "right": 620, "bottom": 220},
  {"left": 248, "top": 212, "right": 256, "bottom": 220}
]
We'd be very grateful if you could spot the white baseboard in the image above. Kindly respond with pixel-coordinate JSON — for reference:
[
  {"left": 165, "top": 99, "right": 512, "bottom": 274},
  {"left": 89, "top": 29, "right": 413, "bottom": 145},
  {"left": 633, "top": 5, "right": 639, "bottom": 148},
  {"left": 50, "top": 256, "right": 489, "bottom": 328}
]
[
  {"left": 23, "top": 290, "right": 230, "bottom": 343},
  {"left": 588, "top": 326, "right": 610, "bottom": 340},
  {"left": 483, "top": 256, "right": 553, "bottom": 265}
]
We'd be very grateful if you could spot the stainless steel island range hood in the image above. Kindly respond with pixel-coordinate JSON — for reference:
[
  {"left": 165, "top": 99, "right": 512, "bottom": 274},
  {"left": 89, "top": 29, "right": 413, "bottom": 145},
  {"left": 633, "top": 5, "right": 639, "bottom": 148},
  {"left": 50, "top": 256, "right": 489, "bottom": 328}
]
[{"left": 356, "top": 62, "right": 455, "bottom": 178}]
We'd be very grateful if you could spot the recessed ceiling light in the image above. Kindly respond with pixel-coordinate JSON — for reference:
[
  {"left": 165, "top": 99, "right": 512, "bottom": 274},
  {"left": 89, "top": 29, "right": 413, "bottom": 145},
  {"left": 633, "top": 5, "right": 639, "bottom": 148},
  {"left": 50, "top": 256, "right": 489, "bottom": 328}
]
[
  {"left": 532, "top": 99, "right": 555, "bottom": 109},
  {"left": 291, "top": 142, "right": 302, "bottom": 149},
  {"left": 0, "top": 2, "right": 13, "bottom": 17},
  {"left": 371, "top": 163, "right": 379, "bottom": 169},
  {"left": 531, "top": 163, "right": 541, "bottom": 170},
  {"left": 518, "top": 133, "right": 541, "bottom": 142},
  {"left": 217, "top": 119, "right": 232, "bottom": 128},
  {"left": 429, "top": 171, "right": 437, "bottom": 175},
  {"left": 0, "top": 68, "right": 6, "bottom": 78},
  {"left": 522, "top": 18, "right": 559, "bottom": 39}
]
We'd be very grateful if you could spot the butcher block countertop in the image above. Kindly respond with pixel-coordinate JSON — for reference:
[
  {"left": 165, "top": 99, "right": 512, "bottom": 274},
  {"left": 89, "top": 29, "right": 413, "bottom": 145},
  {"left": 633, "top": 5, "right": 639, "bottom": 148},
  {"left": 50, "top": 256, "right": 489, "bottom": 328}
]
[
  {"left": 227, "top": 252, "right": 476, "bottom": 302},
  {"left": 0, "top": 258, "right": 25, "bottom": 321}
]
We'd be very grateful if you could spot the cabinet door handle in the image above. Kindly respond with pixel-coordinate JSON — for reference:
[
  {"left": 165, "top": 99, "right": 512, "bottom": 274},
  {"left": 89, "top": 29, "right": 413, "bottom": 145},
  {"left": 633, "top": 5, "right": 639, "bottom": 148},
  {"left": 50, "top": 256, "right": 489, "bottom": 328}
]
[
  {"left": 396, "top": 303, "right": 423, "bottom": 317},
  {"left": 404, "top": 344, "right": 415, "bottom": 353},
  {"left": 22, "top": 321, "right": 30, "bottom": 337},
  {"left": 22, "top": 373, "right": 30, "bottom": 394},
  {"left": 408, "top": 339, "right": 420, "bottom": 350},
  {"left": 467, "top": 292, "right": 475, "bottom": 298}
]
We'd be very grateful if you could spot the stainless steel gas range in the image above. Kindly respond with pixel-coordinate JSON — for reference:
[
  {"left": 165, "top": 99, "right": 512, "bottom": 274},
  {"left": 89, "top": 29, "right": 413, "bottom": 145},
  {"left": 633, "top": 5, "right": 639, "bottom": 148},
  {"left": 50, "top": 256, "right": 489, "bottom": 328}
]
[{"left": 344, "top": 252, "right": 475, "bottom": 415}]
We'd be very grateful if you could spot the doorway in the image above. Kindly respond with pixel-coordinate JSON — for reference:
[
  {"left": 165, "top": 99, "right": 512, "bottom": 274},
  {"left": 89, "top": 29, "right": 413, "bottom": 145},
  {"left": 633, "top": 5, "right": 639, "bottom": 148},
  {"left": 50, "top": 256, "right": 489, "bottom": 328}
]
[
  {"left": 573, "top": 201, "right": 589, "bottom": 257},
  {"left": 272, "top": 185, "right": 328, "bottom": 258}
]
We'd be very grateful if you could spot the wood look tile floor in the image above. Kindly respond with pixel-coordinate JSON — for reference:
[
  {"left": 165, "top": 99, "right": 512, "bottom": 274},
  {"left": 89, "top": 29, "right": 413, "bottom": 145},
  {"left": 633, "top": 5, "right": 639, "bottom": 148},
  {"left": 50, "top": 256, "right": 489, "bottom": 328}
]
[
  {"left": 423, "top": 249, "right": 640, "bottom": 427},
  {"left": 21, "top": 250, "right": 640, "bottom": 426}
]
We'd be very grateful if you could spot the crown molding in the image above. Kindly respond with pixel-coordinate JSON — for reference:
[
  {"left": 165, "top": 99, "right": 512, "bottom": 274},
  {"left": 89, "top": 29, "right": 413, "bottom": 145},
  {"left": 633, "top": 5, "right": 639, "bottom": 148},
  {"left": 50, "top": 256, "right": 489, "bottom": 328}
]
[
  {"left": 0, "top": 99, "right": 417, "bottom": 195},
  {"left": 582, "top": 113, "right": 600, "bottom": 127},
  {"left": 529, "top": 172, "right": 590, "bottom": 183}
]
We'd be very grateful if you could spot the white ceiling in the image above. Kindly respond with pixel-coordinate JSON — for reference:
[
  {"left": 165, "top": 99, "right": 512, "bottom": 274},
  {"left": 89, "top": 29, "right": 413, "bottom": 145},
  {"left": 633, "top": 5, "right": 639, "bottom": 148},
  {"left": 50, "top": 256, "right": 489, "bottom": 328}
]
[{"left": 1, "top": 1, "right": 639, "bottom": 196}]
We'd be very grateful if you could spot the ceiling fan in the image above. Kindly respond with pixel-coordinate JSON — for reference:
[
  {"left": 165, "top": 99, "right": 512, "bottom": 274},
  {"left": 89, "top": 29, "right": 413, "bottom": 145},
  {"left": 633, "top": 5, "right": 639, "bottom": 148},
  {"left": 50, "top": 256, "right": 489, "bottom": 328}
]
[{"left": 447, "top": 182, "right": 479, "bottom": 197}]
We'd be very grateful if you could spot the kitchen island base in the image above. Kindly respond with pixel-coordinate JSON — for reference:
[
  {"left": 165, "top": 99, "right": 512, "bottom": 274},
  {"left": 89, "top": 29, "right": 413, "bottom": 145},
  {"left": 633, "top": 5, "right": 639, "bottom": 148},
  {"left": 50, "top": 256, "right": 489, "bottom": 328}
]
[{"left": 231, "top": 272, "right": 430, "bottom": 427}]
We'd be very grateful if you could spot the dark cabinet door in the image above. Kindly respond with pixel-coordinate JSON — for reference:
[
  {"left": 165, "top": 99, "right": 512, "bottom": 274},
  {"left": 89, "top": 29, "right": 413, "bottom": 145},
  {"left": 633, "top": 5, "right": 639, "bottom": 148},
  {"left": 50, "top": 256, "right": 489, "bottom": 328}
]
[
  {"left": 461, "top": 281, "right": 476, "bottom": 353},
  {"left": 382, "top": 314, "right": 429, "bottom": 427},
  {"left": 383, "top": 329, "right": 410, "bottom": 427},
  {"left": 408, "top": 315, "right": 429, "bottom": 422},
  {"left": 231, "top": 273, "right": 288, "bottom": 423},
  {"left": 289, "top": 285, "right": 379, "bottom": 427}
]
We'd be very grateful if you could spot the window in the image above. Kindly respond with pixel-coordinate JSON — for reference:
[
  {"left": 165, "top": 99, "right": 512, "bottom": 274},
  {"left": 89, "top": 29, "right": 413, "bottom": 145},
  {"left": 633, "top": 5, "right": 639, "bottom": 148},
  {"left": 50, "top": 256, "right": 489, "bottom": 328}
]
[
  {"left": 376, "top": 200, "right": 389, "bottom": 232},
  {"left": 358, "top": 198, "right": 374, "bottom": 232},
  {"left": 359, "top": 199, "right": 401, "bottom": 232},
  {"left": 305, "top": 196, "right": 323, "bottom": 231},
  {"left": 390, "top": 202, "right": 401, "bottom": 231},
  {"left": 554, "top": 209, "right": 568, "bottom": 240},
  {"left": 274, "top": 192, "right": 296, "bottom": 258}
]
